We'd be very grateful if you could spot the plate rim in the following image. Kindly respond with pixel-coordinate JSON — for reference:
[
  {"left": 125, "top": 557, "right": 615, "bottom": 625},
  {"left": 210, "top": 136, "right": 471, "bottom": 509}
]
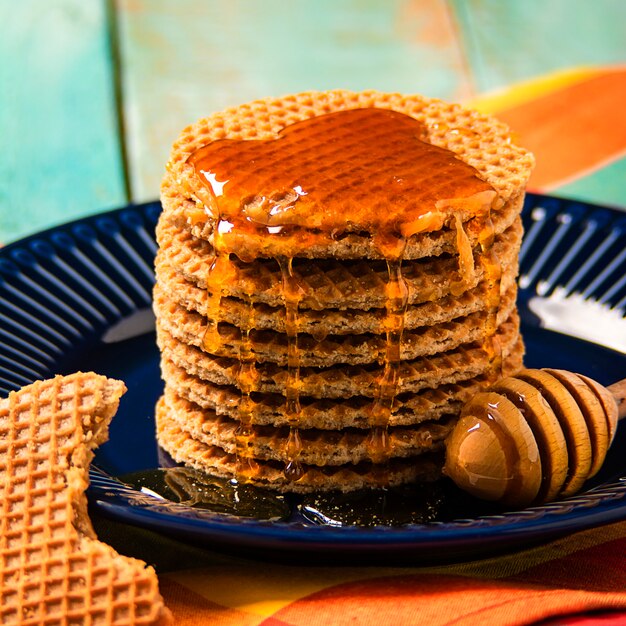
[{"left": 2, "top": 192, "right": 626, "bottom": 557}]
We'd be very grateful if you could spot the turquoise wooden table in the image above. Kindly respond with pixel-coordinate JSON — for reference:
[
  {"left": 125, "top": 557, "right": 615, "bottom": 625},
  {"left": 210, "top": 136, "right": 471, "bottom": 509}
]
[{"left": 2, "top": 0, "right": 626, "bottom": 244}]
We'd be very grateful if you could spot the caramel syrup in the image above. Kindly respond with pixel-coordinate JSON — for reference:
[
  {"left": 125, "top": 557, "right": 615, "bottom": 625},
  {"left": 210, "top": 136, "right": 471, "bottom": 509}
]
[
  {"left": 234, "top": 295, "right": 261, "bottom": 480},
  {"left": 187, "top": 108, "right": 496, "bottom": 252},
  {"left": 475, "top": 214, "right": 503, "bottom": 377},
  {"left": 201, "top": 222, "right": 237, "bottom": 353},
  {"left": 186, "top": 107, "right": 498, "bottom": 485},
  {"left": 369, "top": 250, "right": 409, "bottom": 476},
  {"left": 277, "top": 256, "right": 305, "bottom": 481},
  {"left": 451, "top": 214, "right": 476, "bottom": 296}
]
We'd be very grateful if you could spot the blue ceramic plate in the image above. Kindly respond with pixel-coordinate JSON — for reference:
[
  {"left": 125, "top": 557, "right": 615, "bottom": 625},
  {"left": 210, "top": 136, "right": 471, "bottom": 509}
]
[{"left": 1, "top": 194, "right": 625, "bottom": 563}]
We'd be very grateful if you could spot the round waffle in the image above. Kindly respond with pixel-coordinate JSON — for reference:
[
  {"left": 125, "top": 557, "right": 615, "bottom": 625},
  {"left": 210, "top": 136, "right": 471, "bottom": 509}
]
[
  {"left": 155, "top": 214, "right": 523, "bottom": 310},
  {"left": 163, "top": 89, "right": 533, "bottom": 261},
  {"left": 156, "top": 397, "right": 444, "bottom": 494},
  {"left": 161, "top": 386, "right": 453, "bottom": 466},
  {"left": 156, "top": 317, "right": 523, "bottom": 400}
]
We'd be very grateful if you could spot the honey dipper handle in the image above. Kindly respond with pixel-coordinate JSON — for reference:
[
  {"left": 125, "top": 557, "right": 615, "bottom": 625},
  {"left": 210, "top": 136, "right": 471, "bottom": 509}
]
[{"left": 608, "top": 378, "right": 626, "bottom": 420}]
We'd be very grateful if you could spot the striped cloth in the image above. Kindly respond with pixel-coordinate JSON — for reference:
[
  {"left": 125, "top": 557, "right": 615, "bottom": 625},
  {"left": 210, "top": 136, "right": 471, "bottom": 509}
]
[
  {"left": 469, "top": 65, "right": 626, "bottom": 204},
  {"left": 94, "top": 516, "right": 626, "bottom": 625}
]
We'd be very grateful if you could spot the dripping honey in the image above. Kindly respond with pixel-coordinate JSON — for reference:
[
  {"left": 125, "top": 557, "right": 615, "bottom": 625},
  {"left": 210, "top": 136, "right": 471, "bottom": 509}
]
[
  {"left": 186, "top": 107, "right": 500, "bottom": 485},
  {"left": 187, "top": 108, "right": 496, "bottom": 256},
  {"left": 278, "top": 255, "right": 304, "bottom": 480}
]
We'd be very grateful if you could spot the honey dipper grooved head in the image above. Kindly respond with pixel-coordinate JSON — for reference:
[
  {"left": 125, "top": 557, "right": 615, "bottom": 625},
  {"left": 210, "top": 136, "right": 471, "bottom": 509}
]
[{"left": 444, "top": 368, "right": 621, "bottom": 507}]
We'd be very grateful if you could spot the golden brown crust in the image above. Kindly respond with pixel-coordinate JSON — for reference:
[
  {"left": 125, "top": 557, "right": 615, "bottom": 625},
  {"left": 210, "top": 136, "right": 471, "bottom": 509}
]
[
  {"left": 155, "top": 252, "right": 520, "bottom": 335},
  {"left": 156, "top": 396, "right": 444, "bottom": 494},
  {"left": 0, "top": 374, "right": 172, "bottom": 626},
  {"left": 156, "top": 318, "right": 523, "bottom": 399},
  {"left": 155, "top": 90, "right": 531, "bottom": 492},
  {"left": 155, "top": 213, "right": 523, "bottom": 309},
  {"left": 162, "top": 386, "right": 452, "bottom": 466},
  {"left": 159, "top": 354, "right": 521, "bottom": 430},
  {"left": 153, "top": 284, "right": 518, "bottom": 367}
]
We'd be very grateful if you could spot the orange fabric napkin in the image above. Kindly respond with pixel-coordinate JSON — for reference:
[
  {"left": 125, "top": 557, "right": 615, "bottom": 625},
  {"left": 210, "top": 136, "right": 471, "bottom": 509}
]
[{"left": 93, "top": 515, "right": 626, "bottom": 625}]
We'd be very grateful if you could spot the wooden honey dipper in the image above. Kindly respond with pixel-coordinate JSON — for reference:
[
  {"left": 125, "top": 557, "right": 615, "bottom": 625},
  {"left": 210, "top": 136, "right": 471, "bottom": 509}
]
[{"left": 444, "top": 369, "right": 626, "bottom": 508}]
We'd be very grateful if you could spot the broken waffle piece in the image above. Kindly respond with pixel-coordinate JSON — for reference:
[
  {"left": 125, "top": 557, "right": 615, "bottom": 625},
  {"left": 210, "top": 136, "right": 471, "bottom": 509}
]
[{"left": 0, "top": 373, "right": 172, "bottom": 626}]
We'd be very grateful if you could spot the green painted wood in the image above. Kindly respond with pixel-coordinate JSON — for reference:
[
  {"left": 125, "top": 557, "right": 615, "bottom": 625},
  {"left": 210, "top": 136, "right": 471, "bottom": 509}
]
[
  {"left": 552, "top": 156, "right": 626, "bottom": 210},
  {"left": 116, "top": 0, "right": 472, "bottom": 202},
  {"left": 450, "top": 0, "right": 626, "bottom": 92},
  {"left": 0, "top": 0, "right": 126, "bottom": 243}
]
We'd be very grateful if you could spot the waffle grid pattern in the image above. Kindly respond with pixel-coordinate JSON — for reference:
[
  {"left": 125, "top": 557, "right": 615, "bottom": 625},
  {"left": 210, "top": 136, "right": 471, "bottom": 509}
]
[
  {"left": 155, "top": 243, "right": 520, "bottom": 335},
  {"left": 160, "top": 355, "right": 496, "bottom": 429},
  {"left": 153, "top": 285, "right": 517, "bottom": 367},
  {"left": 155, "top": 90, "right": 530, "bottom": 491},
  {"left": 165, "top": 90, "right": 534, "bottom": 213},
  {"left": 157, "top": 319, "right": 523, "bottom": 399},
  {"left": 155, "top": 398, "right": 444, "bottom": 494},
  {"left": 0, "top": 374, "right": 170, "bottom": 626},
  {"left": 159, "top": 171, "right": 524, "bottom": 260},
  {"left": 155, "top": 213, "right": 523, "bottom": 308},
  {"left": 161, "top": 385, "right": 453, "bottom": 465}
]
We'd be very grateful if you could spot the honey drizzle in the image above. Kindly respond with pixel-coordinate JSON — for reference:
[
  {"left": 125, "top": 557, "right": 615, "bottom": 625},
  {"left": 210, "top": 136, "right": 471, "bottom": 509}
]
[
  {"left": 476, "top": 212, "right": 503, "bottom": 378},
  {"left": 368, "top": 238, "right": 409, "bottom": 475},
  {"left": 277, "top": 256, "right": 305, "bottom": 481},
  {"left": 234, "top": 295, "right": 261, "bottom": 480},
  {"left": 452, "top": 213, "right": 476, "bottom": 295},
  {"left": 201, "top": 219, "right": 236, "bottom": 354},
  {"left": 186, "top": 108, "right": 496, "bottom": 255},
  {"left": 198, "top": 217, "right": 263, "bottom": 481}
]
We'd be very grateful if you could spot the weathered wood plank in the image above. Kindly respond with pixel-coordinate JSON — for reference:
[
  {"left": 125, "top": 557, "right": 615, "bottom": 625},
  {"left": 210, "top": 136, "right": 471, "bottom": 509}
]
[
  {"left": 552, "top": 156, "right": 626, "bottom": 210},
  {"left": 450, "top": 0, "right": 626, "bottom": 92},
  {"left": 116, "top": 0, "right": 472, "bottom": 202},
  {"left": 0, "top": 0, "right": 126, "bottom": 243}
]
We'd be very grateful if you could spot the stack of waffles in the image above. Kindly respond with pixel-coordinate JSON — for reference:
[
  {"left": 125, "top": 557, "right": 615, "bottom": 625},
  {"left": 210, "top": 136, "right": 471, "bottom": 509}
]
[{"left": 154, "top": 90, "right": 534, "bottom": 493}]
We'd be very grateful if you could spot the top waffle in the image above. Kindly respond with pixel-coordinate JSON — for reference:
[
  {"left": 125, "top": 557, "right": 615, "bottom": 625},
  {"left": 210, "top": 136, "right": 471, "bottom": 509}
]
[{"left": 163, "top": 90, "right": 534, "bottom": 260}]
